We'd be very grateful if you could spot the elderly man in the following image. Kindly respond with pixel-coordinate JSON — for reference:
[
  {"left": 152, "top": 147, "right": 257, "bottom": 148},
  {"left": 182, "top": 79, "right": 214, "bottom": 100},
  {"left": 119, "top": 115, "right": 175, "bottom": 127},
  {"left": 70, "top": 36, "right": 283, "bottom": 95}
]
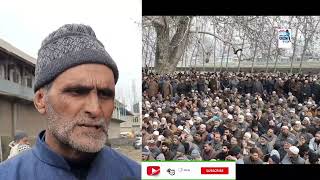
[
  {"left": 199, "top": 124, "right": 209, "bottom": 142},
  {"left": 275, "top": 125, "right": 297, "bottom": 149},
  {"left": 0, "top": 24, "right": 140, "bottom": 180},
  {"left": 257, "top": 134, "right": 273, "bottom": 159},
  {"left": 281, "top": 146, "right": 305, "bottom": 164}
]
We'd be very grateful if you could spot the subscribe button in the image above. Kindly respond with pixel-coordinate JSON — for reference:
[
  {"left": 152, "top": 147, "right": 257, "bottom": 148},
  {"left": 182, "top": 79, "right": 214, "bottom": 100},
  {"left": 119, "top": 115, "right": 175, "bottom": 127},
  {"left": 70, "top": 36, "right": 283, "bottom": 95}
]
[{"left": 201, "top": 167, "right": 229, "bottom": 175}]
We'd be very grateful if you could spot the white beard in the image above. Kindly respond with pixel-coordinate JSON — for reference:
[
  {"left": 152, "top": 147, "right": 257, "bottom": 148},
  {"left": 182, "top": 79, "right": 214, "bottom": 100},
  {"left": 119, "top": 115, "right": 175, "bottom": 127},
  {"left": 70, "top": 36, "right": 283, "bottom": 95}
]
[{"left": 46, "top": 102, "right": 109, "bottom": 153}]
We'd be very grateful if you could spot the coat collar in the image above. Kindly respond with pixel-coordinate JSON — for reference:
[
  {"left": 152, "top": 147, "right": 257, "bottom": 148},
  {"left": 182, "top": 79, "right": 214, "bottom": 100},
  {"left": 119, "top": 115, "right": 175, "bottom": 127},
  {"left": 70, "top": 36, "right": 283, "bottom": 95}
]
[{"left": 32, "top": 130, "right": 108, "bottom": 171}]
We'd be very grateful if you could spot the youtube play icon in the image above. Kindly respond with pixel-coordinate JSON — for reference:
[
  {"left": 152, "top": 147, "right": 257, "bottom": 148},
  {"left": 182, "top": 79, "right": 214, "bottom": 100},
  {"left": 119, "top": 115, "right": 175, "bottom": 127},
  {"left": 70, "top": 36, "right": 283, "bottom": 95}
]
[{"left": 147, "top": 166, "right": 160, "bottom": 176}]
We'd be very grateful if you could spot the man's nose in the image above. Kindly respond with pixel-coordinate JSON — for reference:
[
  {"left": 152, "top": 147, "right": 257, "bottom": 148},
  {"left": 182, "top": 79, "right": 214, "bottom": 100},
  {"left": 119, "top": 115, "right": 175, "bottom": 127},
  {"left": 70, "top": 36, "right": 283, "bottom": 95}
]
[{"left": 84, "top": 92, "right": 102, "bottom": 118}]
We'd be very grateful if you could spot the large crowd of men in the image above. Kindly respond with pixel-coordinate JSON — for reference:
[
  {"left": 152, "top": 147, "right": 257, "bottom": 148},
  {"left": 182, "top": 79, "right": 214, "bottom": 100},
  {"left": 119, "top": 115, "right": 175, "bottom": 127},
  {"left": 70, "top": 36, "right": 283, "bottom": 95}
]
[{"left": 142, "top": 70, "right": 320, "bottom": 164}]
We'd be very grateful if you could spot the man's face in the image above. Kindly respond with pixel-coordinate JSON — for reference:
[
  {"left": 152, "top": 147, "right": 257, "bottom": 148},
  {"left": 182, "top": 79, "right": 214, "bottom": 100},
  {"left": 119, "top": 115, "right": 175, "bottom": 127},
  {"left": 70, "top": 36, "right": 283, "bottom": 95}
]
[
  {"left": 229, "top": 137, "right": 237, "bottom": 146},
  {"left": 148, "top": 142, "right": 157, "bottom": 150},
  {"left": 282, "top": 128, "right": 289, "bottom": 135},
  {"left": 199, "top": 126, "right": 206, "bottom": 133},
  {"left": 243, "top": 135, "right": 250, "bottom": 141},
  {"left": 284, "top": 142, "right": 291, "bottom": 151},
  {"left": 214, "top": 134, "right": 221, "bottom": 142},
  {"left": 299, "top": 136, "right": 306, "bottom": 144},
  {"left": 287, "top": 151, "right": 296, "bottom": 158},
  {"left": 203, "top": 144, "right": 211, "bottom": 152},
  {"left": 222, "top": 146, "right": 229, "bottom": 153},
  {"left": 173, "top": 138, "right": 179, "bottom": 145},
  {"left": 267, "top": 108, "right": 272, "bottom": 113},
  {"left": 42, "top": 64, "right": 115, "bottom": 153},
  {"left": 224, "top": 130, "right": 230, "bottom": 136},
  {"left": 152, "top": 124, "right": 158, "bottom": 130},
  {"left": 223, "top": 111, "right": 228, "bottom": 116},
  {"left": 267, "top": 129, "right": 273, "bottom": 136},
  {"left": 161, "top": 145, "right": 168, "bottom": 152},
  {"left": 18, "top": 137, "right": 30, "bottom": 146},
  {"left": 259, "top": 137, "right": 266, "bottom": 145},
  {"left": 251, "top": 153, "right": 259, "bottom": 161},
  {"left": 194, "top": 134, "right": 201, "bottom": 142},
  {"left": 213, "top": 120, "right": 220, "bottom": 127},
  {"left": 142, "top": 154, "right": 149, "bottom": 161},
  {"left": 293, "top": 124, "right": 300, "bottom": 131},
  {"left": 204, "top": 109, "right": 209, "bottom": 114},
  {"left": 315, "top": 134, "right": 320, "bottom": 142}
]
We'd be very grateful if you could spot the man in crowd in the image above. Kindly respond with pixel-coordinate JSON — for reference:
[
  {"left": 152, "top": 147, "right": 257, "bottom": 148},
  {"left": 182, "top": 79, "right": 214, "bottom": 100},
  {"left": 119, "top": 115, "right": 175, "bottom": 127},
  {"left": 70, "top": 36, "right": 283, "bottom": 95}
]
[
  {"left": 281, "top": 146, "right": 305, "bottom": 164},
  {"left": 7, "top": 131, "right": 31, "bottom": 159},
  {"left": 201, "top": 142, "right": 215, "bottom": 160},
  {"left": 243, "top": 148, "right": 264, "bottom": 164},
  {"left": 309, "top": 131, "right": 320, "bottom": 156}
]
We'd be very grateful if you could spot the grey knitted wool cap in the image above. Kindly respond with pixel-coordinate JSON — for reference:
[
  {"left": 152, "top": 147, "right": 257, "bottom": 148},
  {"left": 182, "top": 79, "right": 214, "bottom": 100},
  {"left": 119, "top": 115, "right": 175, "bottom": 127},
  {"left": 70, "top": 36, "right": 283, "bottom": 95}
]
[{"left": 34, "top": 24, "right": 119, "bottom": 92}]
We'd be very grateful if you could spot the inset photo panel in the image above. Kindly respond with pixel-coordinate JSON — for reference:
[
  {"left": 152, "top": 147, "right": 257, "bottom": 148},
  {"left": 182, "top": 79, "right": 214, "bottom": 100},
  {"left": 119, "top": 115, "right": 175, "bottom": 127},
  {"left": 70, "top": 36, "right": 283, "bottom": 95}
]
[{"left": 142, "top": 16, "right": 320, "bottom": 166}]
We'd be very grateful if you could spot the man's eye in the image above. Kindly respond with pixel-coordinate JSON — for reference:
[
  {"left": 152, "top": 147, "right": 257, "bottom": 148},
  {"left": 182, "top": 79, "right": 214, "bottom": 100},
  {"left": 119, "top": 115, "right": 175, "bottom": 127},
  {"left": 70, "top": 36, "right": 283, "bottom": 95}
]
[
  {"left": 69, "top": 89, "right": 89, "bottom": 95},
  {"left": 98, "top": 90, "right": 114, "bottom": 99}
]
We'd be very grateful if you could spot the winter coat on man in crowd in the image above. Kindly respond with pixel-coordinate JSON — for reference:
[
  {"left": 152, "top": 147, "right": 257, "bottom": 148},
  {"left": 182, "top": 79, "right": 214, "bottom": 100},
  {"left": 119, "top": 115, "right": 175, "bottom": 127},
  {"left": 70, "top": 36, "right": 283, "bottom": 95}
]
[
  {"left": 281, "top": 146, "right": 305, "bottom": 164},
  {"left": 162, "top": 79, "right": 173, "bottom": 99},
  {"left": 147, "top": 79, "right": 159, "bottom": 97},
  {"left": 252, "top": 79, "right": 264, "bottom": 95},
  {"left": 309, "top": 131, "right": 320, "bottom": 156},
  {"left": 201, "top": 142, "right": 216, "bottom": 160}
]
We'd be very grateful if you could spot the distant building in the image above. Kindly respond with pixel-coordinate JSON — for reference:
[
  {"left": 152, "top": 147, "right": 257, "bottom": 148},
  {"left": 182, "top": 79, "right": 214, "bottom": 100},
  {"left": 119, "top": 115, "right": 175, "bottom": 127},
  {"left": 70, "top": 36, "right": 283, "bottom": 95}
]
[
  {"left": 0, "top": 38, "right": 133, "bottom": 160},
  {"left": 120, "top": 102, "right": 141, "bottom": 135},
  {"left": 133, "top": 101, "right": 140, "bottom": 114},
  {"left": 0, "top": 38, "right": 43, "bottom": 139}
]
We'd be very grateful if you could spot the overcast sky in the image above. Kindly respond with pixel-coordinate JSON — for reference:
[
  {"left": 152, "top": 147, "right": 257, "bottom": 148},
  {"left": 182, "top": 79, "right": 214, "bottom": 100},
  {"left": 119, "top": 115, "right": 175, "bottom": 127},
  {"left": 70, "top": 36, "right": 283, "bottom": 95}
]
[{"left": 0, "top": 0, "right": 142, "bottom": 110}]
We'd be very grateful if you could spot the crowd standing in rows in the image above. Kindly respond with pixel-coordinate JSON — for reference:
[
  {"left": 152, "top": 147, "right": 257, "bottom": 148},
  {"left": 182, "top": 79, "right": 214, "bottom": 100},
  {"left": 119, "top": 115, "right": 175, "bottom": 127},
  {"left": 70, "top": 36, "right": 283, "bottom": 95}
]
[{"left": 142, "top": 70, "right": 320, "bottom": 164}]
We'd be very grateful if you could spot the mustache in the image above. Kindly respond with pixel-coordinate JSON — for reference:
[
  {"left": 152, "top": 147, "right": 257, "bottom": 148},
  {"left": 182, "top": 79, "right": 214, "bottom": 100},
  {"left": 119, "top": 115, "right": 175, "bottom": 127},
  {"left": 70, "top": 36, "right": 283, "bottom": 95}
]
[
  {"left": 75, "top": 118, "right": 109, "bottom": 132},
  {"left": 46, "top": 102, "right": 109, "bottom": 134}
]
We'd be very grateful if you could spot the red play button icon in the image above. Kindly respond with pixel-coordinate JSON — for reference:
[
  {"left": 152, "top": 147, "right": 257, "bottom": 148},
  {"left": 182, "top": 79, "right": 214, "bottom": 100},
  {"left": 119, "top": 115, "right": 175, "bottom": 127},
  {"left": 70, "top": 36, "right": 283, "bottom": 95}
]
[{"left": 147, "top": 166, "right": 160, "bottom": 176}]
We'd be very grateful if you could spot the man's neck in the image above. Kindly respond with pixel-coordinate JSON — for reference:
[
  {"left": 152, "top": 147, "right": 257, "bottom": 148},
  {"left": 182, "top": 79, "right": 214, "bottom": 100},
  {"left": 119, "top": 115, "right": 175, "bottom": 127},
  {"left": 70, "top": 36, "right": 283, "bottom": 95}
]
[{"left": 45, "top": 130, "right": 96, "bottom": 163}]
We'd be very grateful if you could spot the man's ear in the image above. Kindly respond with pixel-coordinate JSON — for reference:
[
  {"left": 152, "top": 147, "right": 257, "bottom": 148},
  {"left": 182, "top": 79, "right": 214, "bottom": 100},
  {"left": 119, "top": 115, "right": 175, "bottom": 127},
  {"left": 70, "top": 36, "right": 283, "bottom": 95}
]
[{"left": 33, "top": 89, "right": 47, "bottom": 114}]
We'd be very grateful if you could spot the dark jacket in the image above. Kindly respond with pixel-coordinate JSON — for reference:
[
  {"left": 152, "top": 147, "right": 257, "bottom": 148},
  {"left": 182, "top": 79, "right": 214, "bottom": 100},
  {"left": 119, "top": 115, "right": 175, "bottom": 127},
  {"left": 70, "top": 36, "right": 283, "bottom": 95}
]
[
  {"left": 201, "top": 149, "right": 215, "bottom": 161},
  {"left": 163, "top": 150, "right": 175, "bottom": 160},
  {"left": 252, "top": 80, "right": 264, "bottom": 94},
  {"left": 0, "top": 130, "right": 140, "bottom": 180},
  {"left": 243, "top": 156, "right": 263, "bottom": 164},
  {"left": 302, "top": 83, "right": 312, "bottom": 98}
]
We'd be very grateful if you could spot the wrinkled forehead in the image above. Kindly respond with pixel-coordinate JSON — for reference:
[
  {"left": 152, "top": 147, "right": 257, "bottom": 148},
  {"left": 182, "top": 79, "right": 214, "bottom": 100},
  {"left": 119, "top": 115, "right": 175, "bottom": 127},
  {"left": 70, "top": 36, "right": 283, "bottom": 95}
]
[{"left": 53, "top": 64, "right": 115, "bottom": 89}]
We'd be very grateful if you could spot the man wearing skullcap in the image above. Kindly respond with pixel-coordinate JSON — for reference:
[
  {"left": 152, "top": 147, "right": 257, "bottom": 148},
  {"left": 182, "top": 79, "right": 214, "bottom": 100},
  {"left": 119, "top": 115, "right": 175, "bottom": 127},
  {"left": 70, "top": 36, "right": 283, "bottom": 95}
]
[
  {"left": 281, "top": 146, "right": 305, "bottom": 164},
  {"left": 257, "top": 134, "right": 273, "bottom": 159},
  {"left": 275, "top": 125, "right": 297, "bottom": 149}
]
